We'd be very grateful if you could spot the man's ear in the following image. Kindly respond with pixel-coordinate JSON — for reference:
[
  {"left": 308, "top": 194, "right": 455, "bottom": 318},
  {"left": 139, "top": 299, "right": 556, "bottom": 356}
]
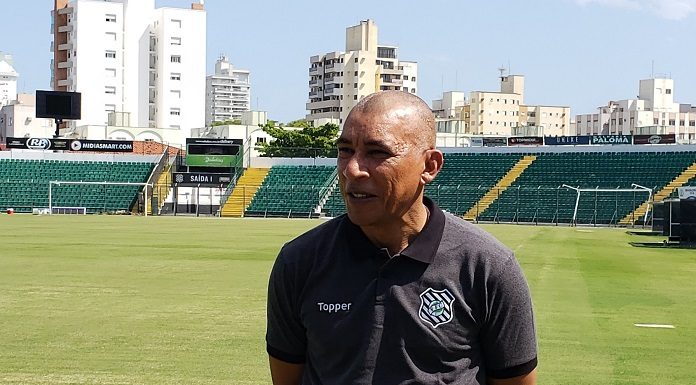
[{"left": 421, "top": 149, "right": 444, "bottom": 184}]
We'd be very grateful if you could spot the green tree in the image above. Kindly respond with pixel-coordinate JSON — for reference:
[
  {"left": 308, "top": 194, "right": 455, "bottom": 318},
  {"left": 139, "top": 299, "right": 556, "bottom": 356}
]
[
  {"left": 258, "top": 122, "right": 339, "bottom": 158},
  {"left": 284, "top": 119, "right": 311, "bottom": 128},
  {"left": 211, "top": 119, "right": 242, "bottom": 126}
]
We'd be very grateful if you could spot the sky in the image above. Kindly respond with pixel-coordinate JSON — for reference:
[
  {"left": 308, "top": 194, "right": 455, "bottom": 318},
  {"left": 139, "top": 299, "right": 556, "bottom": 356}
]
[{"left": 1, "top": 0, "right": 695, "bottom": 123}]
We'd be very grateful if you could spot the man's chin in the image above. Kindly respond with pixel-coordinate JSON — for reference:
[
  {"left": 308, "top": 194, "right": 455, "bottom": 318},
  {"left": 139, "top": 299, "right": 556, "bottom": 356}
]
[{"left": 346, "top": 210, "right": 378, "bottom": 227}]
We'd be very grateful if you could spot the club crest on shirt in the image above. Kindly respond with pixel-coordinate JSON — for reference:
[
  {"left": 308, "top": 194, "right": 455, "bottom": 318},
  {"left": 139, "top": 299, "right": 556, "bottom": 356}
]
[{"left": 418, "top": 287, "right": 455, "bottom": 328}]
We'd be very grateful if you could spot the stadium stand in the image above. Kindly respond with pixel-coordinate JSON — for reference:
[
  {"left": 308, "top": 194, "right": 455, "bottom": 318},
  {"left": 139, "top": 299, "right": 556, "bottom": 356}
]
[
  {"left": 0, "top": 158, "right": 154, "bottom": 214},
  {"left": 477, "top": 151, "right": 696, "bottom": 225},
  {"left": 245, "top": 165, "right": 334, "bottom": 217}
]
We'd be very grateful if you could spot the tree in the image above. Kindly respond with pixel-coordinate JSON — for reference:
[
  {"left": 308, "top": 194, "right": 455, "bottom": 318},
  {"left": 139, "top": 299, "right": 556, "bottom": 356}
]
[
  {"left": 211, "top": 119, "right": 241, "bottom": 126},
  {"left": 284, "top": 119, "right": 311, "bottom": 129},
  {"left": 258, "top": 121, "right": 339, "bottom": 158}
]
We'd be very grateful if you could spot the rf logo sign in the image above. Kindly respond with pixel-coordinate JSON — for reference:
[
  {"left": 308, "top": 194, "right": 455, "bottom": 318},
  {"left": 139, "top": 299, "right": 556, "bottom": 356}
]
[
  {"left": 26, "top": 138, "right": 51, "bottom": 150},
  {"left": 419, "top": 287, "right": 455, "bottom": 328}
]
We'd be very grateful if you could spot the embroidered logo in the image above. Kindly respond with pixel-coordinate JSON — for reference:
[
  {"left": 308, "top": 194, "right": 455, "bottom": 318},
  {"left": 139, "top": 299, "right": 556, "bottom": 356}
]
[{"left": 419, "top": 287, "right": 455, "bottom": 328}]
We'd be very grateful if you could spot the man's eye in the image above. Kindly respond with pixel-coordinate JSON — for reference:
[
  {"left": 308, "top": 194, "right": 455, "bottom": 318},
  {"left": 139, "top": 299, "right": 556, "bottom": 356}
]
[
  {"left": 369, "top": 149, "right": 390, "bottom": 156},
  {"left": 338, "top": 147, "right": 353, "bottom": 154}
]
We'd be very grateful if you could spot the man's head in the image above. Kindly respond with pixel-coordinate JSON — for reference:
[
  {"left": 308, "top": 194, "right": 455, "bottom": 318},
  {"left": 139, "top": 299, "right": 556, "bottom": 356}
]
[{"left": 336, "top": 91, "right": 443, "bottom": 228}]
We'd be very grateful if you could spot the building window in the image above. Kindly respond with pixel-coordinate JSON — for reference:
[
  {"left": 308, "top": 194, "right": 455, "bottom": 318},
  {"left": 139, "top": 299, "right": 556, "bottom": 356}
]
[
  {"left": 411, "top": 88, "right": 415, "bottom": 93},
  {"left": 105, "top": 68, "right": 116, "bottom": 78},
  {"left": 354, "top": 57, "right": 358, "bottom": 63},
  {"left": 171, "top": 37, "right": 181, "bottom": 46},
  {"left": 105, "top": 14, "right": 116, "bottom": 22},
  {"left": 690, "top": 121, "right": 695, "bottom": 127},
  {"left": 105, "top": 32, "right": 117, "bottom": 41},
  {"left": 171, "top": 19, "right": 182, "bottom": 28},
  {"left": 105, "top": 50, "right": 116, "bottom": 59},
  {"left": 403, "top": 75, "right": 409, "bottom": 81},
  {"left": 412, "top": 77, "right": 416, "bottom": 82},
  {"left": 669, "top": 119, "right": 676, "bottom": 125},
  {"left": 171, "top": 90, "right": 181, "bottom": 98},
  {"left": 255, "top": 137, "right": 267, "bottom": 145},
  {"left": 171, "top": 55, "right": 181, "bottom": 63},
  {"left": 354, "top": 95, "right": 358, "bottom": 100},
  {"left": 105, "top": 104, "right": 116, "bottom": 113},
  {"left": 105, "top": 86, "right": 116, "bottom": 94},
  {"left": 170, "top": 73, "right": 181, "bottom": 81},
  {"left": 666, "top": 89, "right": 672, "bottom": 94},
  {"left": 170, "top": 108, "right": 180, "bottom": 116}
]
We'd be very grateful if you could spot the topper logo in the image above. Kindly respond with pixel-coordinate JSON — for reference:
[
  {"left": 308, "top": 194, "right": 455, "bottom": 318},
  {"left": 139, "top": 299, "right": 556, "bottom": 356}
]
[{"left": 27, "top": 138, "right": 51, "bottom": 150}]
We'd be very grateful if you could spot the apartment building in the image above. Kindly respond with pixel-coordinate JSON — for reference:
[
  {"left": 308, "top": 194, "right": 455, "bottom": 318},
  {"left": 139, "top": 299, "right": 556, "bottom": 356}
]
[
  {"left": 575, "top": 77, "right": 696, "bottom": 142},
  {"left": 205, "top": 55, "right": 251, "bottom": 126},
  {"left": 433, "top": 75, "right": 571, "bottom": 137},
  {"left": 306, "top": 19, "right": 418, "bottom": 124},
  {"left": 0, "top": 52, "right": 18, "bottom": 108},
  {"left": 51, "top": 0, "right": 206, "bottom": 146}
]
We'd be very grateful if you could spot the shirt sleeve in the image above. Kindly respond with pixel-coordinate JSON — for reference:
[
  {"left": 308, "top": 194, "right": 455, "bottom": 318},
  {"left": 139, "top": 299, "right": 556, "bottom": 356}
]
[
  {"left": 266, "top": 249, "right": 307, "bottom": 364},
  {"left": 481, "top": 254, "right": 538, "bottom": 379}
]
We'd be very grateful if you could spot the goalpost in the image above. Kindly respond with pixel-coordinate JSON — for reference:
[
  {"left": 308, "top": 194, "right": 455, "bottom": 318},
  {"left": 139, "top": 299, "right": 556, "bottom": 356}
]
[
  {"left": 562, "top": 183, "right": 653, "bottom": 225},
  {"left": 48, "top": 181, "right": 153, "bottom": 217}
]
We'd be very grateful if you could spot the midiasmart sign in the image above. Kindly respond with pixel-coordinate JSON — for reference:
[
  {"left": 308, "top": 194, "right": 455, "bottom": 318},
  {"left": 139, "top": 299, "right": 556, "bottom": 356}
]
[{"left": 186, "top": 154, "right": 237, "bottom": 167}]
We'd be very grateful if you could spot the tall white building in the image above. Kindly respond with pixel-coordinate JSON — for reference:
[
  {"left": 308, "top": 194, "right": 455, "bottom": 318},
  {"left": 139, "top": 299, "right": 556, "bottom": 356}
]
[
  {"left": 574, "top": 77, "right": 696, "bottom": 142},
  {"left": 205, "top": 55, "right": 251, "bottom": 126},
  {"left": 51, "top": 0, "right": 206, "bottom": 146},
  {"left": 0, "top": 52, "right": 18, "bottom": 108},
  {"left": 306, "top": 20, "right": 418, "bottom": 125}
]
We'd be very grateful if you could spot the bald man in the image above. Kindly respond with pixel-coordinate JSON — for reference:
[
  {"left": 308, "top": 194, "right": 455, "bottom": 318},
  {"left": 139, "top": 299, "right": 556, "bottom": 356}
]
[{"left": 266, "top": 91, "right": 537, "bottom": 385}]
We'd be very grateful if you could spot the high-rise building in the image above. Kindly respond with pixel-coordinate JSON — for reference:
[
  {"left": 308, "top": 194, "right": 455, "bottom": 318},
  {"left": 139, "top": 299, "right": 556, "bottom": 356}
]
[
  {"left": 306, "top": 19, "right": 418, "bottom": 125},
  {"left": 51, "top": 0, "right": 206, "bottom": 145},
  {"left": 0, "top": 52, "right": 18, "bottom": 108},
  {"left": 205, "top": 55, "right": 251, "bottom": 126},
  {"left": 574, "top": 77, "right": 696, "bottom": 142}
]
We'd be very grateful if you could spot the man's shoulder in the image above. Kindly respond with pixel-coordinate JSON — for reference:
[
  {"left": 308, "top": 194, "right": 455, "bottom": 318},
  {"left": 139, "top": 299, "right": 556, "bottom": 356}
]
[
  {"left": 439, "top": 213, "right": 514, "bottom": 265},
  {"left": 279, "top": 215, "right": 347, "bottom": 263}
]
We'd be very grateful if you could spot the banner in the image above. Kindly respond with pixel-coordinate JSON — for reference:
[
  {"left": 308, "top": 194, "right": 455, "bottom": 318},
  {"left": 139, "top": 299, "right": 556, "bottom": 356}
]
[
  {"left": 173, "top": 172, "right": 233, "bottom": 186},
  {"left": 544, "top": 136, "right": 591, "bottom": 146},
  {"left": 508, "top": 136, "right": 543, "bottom": 146},
  {"left": 5, "top": 137, "right": 133, "bottom": 152},
  {"left": 185, "top": 138, "right": 243, "bottom": 146},
  {"left": 482, "top": 137, "right": 507, "bottom": 147},
  {"left": 185, "top": 154, "right": 238, "bottom": 167},
  {"left": 6, "top": 137, "right": 70, "bottom": 150},
  {"left": 69, "top": 139, "right": 133, "bottom": 152},
  {"left": 469, "top": 137, "right": 484, "bottom": 147},
  {"left": 678, "top": 186, "right": 696, "bottom": 200},
  {"left": 633, "top": 134, "right": 676, "bottom": 145},
  {"left": 591, "top": 135, "right": 632, "bottom": 145}
]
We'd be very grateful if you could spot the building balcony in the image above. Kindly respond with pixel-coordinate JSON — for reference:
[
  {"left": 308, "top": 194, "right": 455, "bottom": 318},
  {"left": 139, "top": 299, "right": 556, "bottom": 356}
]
[
  {"left": 309, "top": 66, "right": 320, "bottom": 75},
  {"left": 57, "top": 61, "right": 72, "bottom": 69},
  {"left": 58, "top": 42, "right": 73, "bottom": 51},
  {"left": 58, "top": 6, "right": 73, "bottom": 15},
  {"left": 325, "top": 76, "right": 342, "bottom": 83},
  {"left": 58, "top": 79, "right": 72, "bottom": 87},
  {"left": 324, "top": 87, "right": 340, "bottom": 95},
  {"left": 309, "top": 79, "right": 319, "bottom": 86},
  {"left": 306, "top": 99, "right": 340, "bottom": 110},
  {"left": 309, "top": 90, "right": 322, "bottom": 98},
  {"left": 58, "top": 24, "right": 73, "bottom": 33}
]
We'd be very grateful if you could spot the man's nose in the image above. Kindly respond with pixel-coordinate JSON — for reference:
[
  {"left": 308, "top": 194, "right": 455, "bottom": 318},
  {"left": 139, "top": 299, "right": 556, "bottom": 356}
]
[{"left": 343, "top": 154, "right": 368, "bottom": 179}]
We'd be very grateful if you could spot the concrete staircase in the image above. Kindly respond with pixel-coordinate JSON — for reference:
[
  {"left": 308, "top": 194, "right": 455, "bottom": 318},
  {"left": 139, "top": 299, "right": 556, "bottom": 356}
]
[
  {"left": 463, "top": 155, "right": 537, "bottom": 221},
  {"left": 220, "top": 167, "right": 270, "bottom": 217},
  {"left": 146, "top": 163, "right": 173, "bottom": 215},
  {"left": 619, "top": 161, "right": 696, "bottom": 226}
]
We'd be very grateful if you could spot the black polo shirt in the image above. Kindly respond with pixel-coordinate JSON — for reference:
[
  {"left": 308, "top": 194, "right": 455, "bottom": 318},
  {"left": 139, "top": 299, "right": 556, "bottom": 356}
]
[{"left": 266, "top": 197, "right": 537, "bottom": 385}]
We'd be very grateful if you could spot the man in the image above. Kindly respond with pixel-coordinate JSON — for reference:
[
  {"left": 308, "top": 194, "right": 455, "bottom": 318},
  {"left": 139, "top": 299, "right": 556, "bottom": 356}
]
[{"left": 266, "top": 91, "right": 537, "bottom": 385}]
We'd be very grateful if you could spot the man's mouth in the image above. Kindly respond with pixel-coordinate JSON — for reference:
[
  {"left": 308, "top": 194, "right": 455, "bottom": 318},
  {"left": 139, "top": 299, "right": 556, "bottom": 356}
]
[{"left": 347, "top": 192, "right": 376, "bottom": 199}]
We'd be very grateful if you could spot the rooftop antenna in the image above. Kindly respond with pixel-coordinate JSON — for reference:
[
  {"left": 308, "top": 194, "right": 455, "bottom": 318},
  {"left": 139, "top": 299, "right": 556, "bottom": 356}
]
[{"left": 498, "top": 66, "right": 507, "bottom": 79}]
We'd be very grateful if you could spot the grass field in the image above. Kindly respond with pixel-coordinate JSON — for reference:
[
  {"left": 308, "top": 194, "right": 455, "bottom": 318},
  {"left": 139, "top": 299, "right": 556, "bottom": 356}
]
[{"left": 1, "top": 215, "right": 695, "bottom": 384}]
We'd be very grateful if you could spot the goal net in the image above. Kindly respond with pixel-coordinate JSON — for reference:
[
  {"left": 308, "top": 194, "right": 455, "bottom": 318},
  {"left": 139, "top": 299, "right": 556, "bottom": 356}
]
[
  {"left": 563, "top": 184, "right": 653, "bottom": 226},
  {"left": 48, "top": 181, "right": 152, "bottom": 216}
]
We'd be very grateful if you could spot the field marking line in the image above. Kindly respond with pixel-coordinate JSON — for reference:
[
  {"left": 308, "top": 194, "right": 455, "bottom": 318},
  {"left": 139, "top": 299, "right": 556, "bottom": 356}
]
[{"left": 634, "top": 323, "right": 675, "bottom": 329}]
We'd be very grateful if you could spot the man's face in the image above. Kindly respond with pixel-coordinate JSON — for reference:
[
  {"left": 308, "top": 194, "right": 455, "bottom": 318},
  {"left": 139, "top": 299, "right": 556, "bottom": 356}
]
[{"left": 336, "top": 108, "right": 427, "bottom": 228}]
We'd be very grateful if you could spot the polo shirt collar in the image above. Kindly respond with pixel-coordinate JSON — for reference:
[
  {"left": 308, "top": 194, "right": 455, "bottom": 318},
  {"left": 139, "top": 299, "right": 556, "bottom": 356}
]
[{"left": 342, "top": 196, "right": 446, "bottom": 264}]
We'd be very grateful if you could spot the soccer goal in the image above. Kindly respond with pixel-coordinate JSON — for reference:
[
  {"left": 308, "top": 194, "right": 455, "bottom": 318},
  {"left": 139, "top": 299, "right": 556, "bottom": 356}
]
[
  {"left": 48, "top": 181, "right": 153, "bottom": 216},
  {"left": 562, "top": 183, "right": 653, "bottom": 226}
]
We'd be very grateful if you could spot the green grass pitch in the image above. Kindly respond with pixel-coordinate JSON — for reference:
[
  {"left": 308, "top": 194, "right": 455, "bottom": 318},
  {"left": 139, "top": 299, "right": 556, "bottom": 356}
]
[{"left": 1, "top": 215, "right": 694, "bottom": 384}]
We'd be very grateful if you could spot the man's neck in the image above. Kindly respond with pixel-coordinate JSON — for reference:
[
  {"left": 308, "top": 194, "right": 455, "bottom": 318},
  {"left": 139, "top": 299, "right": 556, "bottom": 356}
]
[{"left": 360, "top": 203, "right": 430, "bottom": 256}]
